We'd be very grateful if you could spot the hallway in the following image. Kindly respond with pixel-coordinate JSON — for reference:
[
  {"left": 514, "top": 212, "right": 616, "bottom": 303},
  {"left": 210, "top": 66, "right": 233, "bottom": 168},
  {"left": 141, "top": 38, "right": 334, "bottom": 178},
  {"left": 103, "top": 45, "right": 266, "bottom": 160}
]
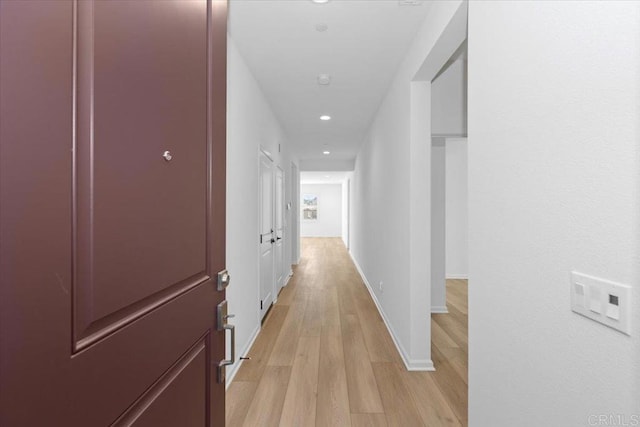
[{"left": 226, "top": 238, "right": 467, "bottom": 426}]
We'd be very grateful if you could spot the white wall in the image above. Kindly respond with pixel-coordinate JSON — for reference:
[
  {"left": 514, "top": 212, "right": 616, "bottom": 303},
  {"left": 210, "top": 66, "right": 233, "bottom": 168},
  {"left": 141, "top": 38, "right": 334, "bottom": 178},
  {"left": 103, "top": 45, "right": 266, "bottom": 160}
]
[
  {"left": 341, "top": 178, "right": 351, "bottom": 248},
  {"left": 226, "top": 37, "right": 296, "bottom": 383},
  {"left": 291, "top": 162, "right": 300, "bottom": 264},
  {"left": 431, "top": 58, "right": 466, "bottom": 136},
  {"left": 445, "top": 138, "right": 467, "bottom": 279},
  {"left": 468, "top": 2, "right": 640, "bottom": 425},
  {"left": 300, "top": 183, "right": 342, "bottom": 238},
  {"left": 431, "top": 139, "right": 447, "bottom": 312},
  {"left": 350, "top": 0, "right": 466, "bottom": 369},
  {"left": 299, "top": 158, "right": 355, "bottom": 172}
]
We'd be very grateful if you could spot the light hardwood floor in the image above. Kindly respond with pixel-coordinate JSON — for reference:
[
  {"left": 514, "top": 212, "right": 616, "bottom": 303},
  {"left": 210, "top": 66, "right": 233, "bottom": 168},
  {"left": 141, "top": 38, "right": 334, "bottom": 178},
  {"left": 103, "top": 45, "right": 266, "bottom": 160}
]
[{"left": 226, "top": 238, "right": 468, "bottom": 427}]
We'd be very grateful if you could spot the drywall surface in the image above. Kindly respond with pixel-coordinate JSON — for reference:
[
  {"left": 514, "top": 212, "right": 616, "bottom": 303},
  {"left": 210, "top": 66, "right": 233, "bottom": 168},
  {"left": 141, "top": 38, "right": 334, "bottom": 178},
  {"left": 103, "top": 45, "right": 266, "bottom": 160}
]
[
  {"left": 299, "top": 158, "right": 355, "bottom": 172},
  {"left": 445, "top": 138, "right": 467, "bottom": 278},
  {"left": 226, "top": 37, "right": 296, "bottom": 383},
  {"left": 468, "top": 2, "right": 640, "bottom": 425},
  {"left": 350, "top": 0, "right": 465, "bottom": 368},
  {"left": 431, "top": 141, "right": 447, "bottom": 311},
  {"left": 341, "top": 179, "right": 351, "bottom": 248},
  {"left": 291, "top": 162, "right": 300, "bottom": 265},
  {"left": 431, "top": 58, "right": 466, "bottom": 136},
  {"left": 300, "top": 184, "right": 342, "bottom": 237}
]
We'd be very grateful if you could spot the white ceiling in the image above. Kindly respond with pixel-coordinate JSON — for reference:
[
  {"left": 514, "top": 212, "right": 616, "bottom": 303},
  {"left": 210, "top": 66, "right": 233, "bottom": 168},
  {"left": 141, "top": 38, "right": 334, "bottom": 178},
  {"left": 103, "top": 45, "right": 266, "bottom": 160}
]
[
  {"left": 229, "top": 0, "right": 433, "bottom": 164},
  {"left": 300, "top": 171, "right": 351, "bottom": 184}
]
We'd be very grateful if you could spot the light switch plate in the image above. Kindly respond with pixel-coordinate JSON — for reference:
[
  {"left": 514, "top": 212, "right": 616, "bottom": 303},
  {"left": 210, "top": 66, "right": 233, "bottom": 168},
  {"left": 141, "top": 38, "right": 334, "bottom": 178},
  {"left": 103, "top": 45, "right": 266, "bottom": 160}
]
[{"left": 571, "top": 271, "right": 631, "bottom": 335}]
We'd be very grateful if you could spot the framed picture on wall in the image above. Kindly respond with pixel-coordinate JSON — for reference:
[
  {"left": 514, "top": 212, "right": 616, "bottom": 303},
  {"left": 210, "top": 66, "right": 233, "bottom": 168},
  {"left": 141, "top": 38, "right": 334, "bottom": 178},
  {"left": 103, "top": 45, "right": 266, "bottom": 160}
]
[{"left": 302, "top": 194, "right": 318, "bottom": 220}]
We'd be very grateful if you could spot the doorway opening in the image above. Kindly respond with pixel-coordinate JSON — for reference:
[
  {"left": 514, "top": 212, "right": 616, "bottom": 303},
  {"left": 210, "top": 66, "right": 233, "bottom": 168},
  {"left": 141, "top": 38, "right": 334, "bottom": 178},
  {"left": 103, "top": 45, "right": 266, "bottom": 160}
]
[
  {"left": 431, "top": 41, "right": 468, "bottom": 314},
  {"left": 299, "top": 171, "right": 352, "bottom": 251},
  {"left": 429, "top": 39, "right": 468, "bottom": 384}
]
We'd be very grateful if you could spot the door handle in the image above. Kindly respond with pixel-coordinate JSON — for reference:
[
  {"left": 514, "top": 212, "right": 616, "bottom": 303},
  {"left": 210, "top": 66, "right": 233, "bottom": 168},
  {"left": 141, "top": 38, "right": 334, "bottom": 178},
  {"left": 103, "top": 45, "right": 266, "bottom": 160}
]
[
  {"left": 260, "top": 232, "right": 272, "bottom": 244},
  {"left": 276, "top": 237, "right": 282, "bottom": 241},
  {"left": 270, "top": 238, "right": 275, "bottom": 243},
  {"left": 217, "top": 323, "right": 235, "bottom": 383},
  {"left": 216, "top": 300, "right": 236, "bottom": 383}
]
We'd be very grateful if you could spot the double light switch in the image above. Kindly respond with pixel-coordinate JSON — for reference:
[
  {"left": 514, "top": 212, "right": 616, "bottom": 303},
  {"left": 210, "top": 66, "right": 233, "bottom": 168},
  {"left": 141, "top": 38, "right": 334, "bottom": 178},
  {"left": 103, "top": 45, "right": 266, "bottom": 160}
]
[{"left": 570, "top": 271, "right": 631, "bottom": 335}]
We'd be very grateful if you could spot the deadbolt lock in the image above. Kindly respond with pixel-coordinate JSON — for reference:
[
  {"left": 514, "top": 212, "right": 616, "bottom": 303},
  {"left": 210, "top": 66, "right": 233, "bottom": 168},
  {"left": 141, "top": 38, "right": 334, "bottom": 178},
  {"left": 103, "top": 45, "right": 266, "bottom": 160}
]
[{"left": 217, "top": 269, "right": 230, "bottom": 291}]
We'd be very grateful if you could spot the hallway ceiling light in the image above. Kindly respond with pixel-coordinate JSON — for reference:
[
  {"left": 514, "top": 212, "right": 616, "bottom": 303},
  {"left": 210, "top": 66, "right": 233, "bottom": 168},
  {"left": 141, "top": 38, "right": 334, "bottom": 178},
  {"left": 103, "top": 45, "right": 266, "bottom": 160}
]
[
  {"left": 311, "top": 0, "right": 330, "bottom": 3},
  {"left": 317, "top": 74, "right": 331, "bottom": 85},
  {"left": 320, "top": 115, "right": 331, "bottom": 121},
  {"left": 323, "top": 151, "right": 331, "bottom": 155}
]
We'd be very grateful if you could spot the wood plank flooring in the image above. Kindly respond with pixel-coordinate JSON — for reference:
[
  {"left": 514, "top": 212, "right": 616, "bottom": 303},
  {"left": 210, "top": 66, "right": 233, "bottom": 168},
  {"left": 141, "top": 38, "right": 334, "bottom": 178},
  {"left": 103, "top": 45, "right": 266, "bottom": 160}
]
[{"left": 226, "top": 238, "right": 468, "bottom": 427}]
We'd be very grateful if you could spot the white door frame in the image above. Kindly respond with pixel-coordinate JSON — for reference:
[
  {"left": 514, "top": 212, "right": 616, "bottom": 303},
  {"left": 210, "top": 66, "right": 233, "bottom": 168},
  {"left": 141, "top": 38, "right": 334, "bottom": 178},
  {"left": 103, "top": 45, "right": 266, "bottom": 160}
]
[{"left": 274, "top": 165, "right": 285, "bottom": 295}]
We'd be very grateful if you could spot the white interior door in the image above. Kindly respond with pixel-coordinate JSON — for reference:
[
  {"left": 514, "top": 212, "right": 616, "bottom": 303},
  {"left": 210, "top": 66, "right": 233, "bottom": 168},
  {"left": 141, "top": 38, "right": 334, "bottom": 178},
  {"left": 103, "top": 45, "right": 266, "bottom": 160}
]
[
  {"left": 274, "top": 167, "right": 285, "bottom": 293},
  {"left": 346, "top": 178, "right": 351, "bottom": 249},
  {"left": 291, "top": 162, "right": 299, "bottom": 265},
  {"left": 259, "top": 151, "right": 274, "bottom": 319}
]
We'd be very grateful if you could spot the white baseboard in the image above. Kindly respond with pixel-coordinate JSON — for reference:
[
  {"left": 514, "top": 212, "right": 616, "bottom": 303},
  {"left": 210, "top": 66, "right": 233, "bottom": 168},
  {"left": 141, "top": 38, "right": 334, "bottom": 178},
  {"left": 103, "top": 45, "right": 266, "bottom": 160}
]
[
  {"left": 405, "top": 358, "right": 436, "bottom": 370},
  {"left": 431, "top": 306, "right": 449, "bottom": 314},
  {"left": 225, "top": 323, "right": 260, "bottom": 389},
  {"left": 349, "top": 252, "right": 434, "bottom": 372},
  {"left": 283, "top": 270, "right": 293, "bottom": 287},
  {"left": 446, "top": 274, "right": 468, "bottom": 280}
]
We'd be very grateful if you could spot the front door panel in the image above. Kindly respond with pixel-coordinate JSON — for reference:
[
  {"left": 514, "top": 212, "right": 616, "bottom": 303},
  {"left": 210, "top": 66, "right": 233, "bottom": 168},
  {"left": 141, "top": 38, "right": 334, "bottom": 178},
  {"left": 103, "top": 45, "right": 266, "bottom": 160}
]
[
  {"left": 75, "top": 0, "right": 209, "bottom": 350},
  {"left": 113, "top": 336, "right": 209, "bottom": 426},
  {"left": 0, "top": 1, "right": 228, "bottom": 425}
]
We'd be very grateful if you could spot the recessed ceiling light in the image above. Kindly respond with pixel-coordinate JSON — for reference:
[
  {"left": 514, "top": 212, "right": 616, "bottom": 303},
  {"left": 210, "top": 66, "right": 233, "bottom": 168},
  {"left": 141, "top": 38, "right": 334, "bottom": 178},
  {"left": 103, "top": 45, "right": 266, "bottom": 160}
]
[
  {"left": 315, "top": 23, "right": 328, "bottom": 32},
  {"left": 312, "top": 0, "right": 330, "bottom": 3},
  {"left": 317, "top": 74, "right": 331, "bottom": 85},
  {"left": 323, "top": 151, "right": 331, "bottom": 155},
  {"left": 320, "top": 115, "right": 331, "bottom": 121},
  {"left": 324, "top": 175, "right": 331, "bottom": 178}
]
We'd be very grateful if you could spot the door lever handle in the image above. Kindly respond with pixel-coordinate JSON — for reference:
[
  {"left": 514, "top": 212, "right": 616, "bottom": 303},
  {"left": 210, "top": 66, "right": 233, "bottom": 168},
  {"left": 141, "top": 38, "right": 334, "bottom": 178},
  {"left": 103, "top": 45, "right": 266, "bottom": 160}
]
[
  {"left": 216, "top": 300, "right": 236, "bottom": 383},
  {"left": 217, "top": 323, "right": 235, "bottom": 383}
]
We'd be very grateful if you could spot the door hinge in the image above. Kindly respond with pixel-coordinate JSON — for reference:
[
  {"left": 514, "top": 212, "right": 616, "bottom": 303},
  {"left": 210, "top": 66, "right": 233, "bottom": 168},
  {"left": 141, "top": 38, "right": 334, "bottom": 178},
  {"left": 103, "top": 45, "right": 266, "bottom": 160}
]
[{"left": 260, "top": 300, "right": 263, "bottom": 310}]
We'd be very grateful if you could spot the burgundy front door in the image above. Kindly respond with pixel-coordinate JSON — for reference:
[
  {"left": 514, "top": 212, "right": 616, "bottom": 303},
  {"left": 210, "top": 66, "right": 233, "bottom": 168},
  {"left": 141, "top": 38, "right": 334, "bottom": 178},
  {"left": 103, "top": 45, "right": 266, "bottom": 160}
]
[{"left": 0, "top": 1, "right": 228, "bottom": 425}]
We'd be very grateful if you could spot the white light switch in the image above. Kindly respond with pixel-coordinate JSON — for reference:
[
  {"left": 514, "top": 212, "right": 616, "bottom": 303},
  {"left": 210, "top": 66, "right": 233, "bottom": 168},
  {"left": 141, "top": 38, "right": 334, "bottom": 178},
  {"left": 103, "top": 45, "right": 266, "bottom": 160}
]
[
  {"left": 588, "top": 285, "right": 602, "bottom": 313},
  {"left": 571, "top": 271, "right": 631, "bottom": 335}
]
